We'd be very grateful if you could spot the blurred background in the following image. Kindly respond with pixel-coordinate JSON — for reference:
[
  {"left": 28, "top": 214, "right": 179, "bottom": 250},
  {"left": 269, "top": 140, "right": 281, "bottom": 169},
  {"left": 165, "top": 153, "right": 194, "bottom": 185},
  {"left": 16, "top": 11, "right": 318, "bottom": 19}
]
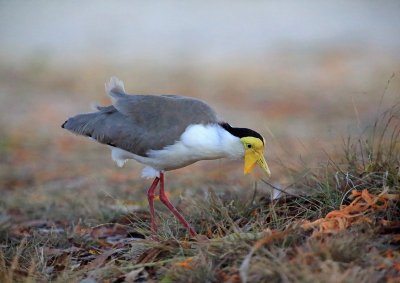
[{"left": 1, "top": 1, "right": 399, "bottom": 197}]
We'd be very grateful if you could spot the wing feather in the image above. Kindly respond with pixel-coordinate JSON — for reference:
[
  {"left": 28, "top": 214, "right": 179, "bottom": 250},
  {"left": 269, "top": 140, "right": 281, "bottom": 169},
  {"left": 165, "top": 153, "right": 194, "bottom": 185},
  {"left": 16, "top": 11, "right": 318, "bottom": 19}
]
[{"left": 62, "top": 78, "right": 218, "bottom": 156}]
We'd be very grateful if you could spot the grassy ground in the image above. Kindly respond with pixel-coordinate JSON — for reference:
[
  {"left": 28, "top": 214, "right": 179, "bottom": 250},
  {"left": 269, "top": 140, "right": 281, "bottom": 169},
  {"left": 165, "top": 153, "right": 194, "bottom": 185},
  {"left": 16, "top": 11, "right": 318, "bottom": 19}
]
[{"left": 0, "top": 63, "right": 399, "bottom": 282}]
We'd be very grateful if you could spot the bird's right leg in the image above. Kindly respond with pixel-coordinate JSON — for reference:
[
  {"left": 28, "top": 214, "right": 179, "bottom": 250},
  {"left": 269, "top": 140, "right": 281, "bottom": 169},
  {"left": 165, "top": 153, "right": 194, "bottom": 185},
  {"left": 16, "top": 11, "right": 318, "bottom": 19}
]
[
  {"left": 147, "top": 177, "right": 160, "bottom": 239},
  {"left": 158, "top": 172, "right": 197, "bottom": 237}
]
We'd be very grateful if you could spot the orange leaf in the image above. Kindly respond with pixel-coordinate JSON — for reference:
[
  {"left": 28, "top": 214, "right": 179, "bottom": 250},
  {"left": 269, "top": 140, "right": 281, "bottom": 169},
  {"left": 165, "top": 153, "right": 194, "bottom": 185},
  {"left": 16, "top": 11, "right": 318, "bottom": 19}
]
[
  {"left": 175, "top": 257, "right": 193, "bottom": 269},
  {"left": 394, "top": 263, "right": 400, "bottom": 272}
]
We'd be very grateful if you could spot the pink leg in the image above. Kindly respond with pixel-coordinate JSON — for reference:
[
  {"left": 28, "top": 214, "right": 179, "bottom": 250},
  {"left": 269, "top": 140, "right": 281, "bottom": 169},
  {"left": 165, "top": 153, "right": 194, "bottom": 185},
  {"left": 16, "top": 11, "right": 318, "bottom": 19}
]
[
  {"left": 158, "top": 172, "right": 197, "bottom": 237},
  {"left": 147, "top": 177, "right": 160, "bottom": 239}
]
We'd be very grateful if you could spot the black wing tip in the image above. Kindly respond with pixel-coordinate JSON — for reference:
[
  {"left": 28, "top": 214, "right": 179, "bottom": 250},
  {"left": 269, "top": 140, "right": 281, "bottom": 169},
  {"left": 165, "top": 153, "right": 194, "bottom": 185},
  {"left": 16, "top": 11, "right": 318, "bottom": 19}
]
[{"left": 61, "top": 120, "right": 67, "bottom": 129}]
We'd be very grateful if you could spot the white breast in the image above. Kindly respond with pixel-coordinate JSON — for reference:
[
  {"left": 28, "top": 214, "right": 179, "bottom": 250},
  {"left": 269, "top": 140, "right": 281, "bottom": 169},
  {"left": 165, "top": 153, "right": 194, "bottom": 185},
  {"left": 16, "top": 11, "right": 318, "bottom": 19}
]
[{"left": 110, "top": 123, "right": 244, "bottom": 175}]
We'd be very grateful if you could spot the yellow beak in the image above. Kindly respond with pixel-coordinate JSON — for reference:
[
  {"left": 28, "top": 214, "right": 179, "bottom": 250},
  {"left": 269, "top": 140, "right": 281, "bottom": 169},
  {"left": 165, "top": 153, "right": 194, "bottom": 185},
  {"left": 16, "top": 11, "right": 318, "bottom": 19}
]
[{"left": 244, "top": 149, "right": 271, "bottom": 176}]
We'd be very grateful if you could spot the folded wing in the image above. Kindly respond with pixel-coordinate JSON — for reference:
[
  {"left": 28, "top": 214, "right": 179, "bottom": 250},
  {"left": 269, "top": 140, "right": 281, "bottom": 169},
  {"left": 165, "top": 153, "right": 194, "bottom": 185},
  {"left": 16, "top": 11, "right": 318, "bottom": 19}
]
[{"left": 62, "top": 78, "right": 218, "bottom": 156}]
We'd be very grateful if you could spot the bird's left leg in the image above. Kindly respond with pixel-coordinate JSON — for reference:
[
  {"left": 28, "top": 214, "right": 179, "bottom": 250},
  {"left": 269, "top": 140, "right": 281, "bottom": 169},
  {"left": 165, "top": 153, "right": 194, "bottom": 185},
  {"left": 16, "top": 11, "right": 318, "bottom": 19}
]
[
  {"left": 147, "top": 177, "right": 160, "bottom": 239},
  {"left": 158, "top": 172, "right": 197, "bottom": 237}
]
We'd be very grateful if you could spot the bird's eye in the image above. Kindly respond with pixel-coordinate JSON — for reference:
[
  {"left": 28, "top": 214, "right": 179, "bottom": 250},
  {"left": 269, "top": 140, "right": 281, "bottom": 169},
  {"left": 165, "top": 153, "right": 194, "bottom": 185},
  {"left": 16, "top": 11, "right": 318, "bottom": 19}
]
[{"left": 247, "top": 144, "right": 252, "bottom": 148}]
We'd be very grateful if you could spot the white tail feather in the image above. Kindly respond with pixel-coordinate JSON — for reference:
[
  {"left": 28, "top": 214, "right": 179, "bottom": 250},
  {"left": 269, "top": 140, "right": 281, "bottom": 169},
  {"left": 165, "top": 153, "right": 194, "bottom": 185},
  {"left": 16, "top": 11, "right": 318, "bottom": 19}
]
[
  {"left": 111, "top": 147, "right": 128, "bottom": 167},
  {"left": 141, "top": 167, "right": 160, "bottom": 179},
  {"left": 105, "top": 77, "right": 126, "bottom": 97}
]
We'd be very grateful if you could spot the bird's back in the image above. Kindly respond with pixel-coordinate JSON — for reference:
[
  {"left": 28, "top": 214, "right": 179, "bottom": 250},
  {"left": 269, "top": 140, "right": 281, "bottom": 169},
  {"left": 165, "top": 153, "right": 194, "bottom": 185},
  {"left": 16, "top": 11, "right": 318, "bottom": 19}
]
[{"left": 62, "top": 78, "right": 218, "bottom": 156}]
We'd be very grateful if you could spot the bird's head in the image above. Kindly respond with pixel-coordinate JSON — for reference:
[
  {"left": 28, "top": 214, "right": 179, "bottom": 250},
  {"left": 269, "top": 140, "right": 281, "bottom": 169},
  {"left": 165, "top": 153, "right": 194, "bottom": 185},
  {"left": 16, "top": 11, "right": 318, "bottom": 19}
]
[
  {"left": 240, "top": 136, "right": 270, "bottom": 176},
  {"left": 219, "top": 123, "right": 270, "bottom": 176}
]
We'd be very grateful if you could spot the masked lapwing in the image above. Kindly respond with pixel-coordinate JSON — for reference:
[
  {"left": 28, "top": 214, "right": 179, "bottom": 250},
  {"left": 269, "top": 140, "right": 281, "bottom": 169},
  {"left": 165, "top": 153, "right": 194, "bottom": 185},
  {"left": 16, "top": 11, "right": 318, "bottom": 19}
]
[{"left": 62, "top": 77, "right": 270, "bottom": 238}]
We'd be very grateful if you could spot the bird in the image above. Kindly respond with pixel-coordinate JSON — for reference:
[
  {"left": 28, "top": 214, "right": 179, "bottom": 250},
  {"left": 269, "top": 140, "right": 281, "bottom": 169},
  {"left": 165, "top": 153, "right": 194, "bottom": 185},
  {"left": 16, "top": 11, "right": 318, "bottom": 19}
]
[{"left": 62, "top": 77, "right": 270, "bottom": 239}]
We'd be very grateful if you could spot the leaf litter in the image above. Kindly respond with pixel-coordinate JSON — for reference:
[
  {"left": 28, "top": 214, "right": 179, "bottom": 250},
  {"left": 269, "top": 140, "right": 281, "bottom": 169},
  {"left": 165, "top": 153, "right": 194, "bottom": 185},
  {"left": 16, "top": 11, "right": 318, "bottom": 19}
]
[{"left": 1, "top": 81, "right": 400, "bottom": 282}]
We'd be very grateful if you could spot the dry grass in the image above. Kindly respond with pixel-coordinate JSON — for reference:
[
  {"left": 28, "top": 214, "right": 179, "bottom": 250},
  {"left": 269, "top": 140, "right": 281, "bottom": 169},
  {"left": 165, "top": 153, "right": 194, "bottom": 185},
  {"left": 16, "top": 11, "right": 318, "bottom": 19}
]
[{"left": 0, "top": 62, "right": 399, "bottom": 282}]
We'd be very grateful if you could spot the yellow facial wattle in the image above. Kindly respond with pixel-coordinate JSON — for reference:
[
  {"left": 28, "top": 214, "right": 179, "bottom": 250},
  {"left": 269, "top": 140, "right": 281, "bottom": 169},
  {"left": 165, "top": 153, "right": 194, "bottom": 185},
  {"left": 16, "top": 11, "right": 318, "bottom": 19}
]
[{"left": 241, "top": 137, "right": 271, "bottom": 176}]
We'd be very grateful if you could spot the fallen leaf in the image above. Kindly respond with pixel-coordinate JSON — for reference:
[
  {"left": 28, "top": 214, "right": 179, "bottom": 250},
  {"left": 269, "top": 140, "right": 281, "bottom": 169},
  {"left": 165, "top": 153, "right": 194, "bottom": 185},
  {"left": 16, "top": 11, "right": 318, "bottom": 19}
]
[
  {"left": 302, "top": 189, "right": 399, "bottom": 236},
  {"left": 175, "top": 257, "right": 193, "bottom": 269},
  {"left": 124, "top": 267, "right": 146, "bottom": 283},
  {"left": 136, "top": 247, "right": 162, "bottom": 264},
  {"left": 86, "top": 249, "right": 118, "bottom": 269},
  {"left": 90, "top": 224, "right": 128, "bottom": 239}
]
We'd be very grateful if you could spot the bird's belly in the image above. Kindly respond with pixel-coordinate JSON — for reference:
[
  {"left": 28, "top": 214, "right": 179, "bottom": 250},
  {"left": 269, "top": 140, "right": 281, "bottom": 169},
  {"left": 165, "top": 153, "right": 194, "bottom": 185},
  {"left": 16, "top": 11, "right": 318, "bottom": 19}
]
[
  {"left": 147, "top": 145, "right": 225, "bottom": 171},
  {"left": 110, "top": 145, "right": 224, "bottom": 171}
]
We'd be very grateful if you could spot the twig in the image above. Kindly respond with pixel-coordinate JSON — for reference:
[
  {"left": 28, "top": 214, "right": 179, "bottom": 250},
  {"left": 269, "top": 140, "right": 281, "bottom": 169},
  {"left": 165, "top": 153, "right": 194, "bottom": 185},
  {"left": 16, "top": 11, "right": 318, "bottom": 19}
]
[
  {"left": 260, "top": 178, "right": 321, "bottom": 207},
  {"left": 119, "top": 257, "right": 185, "bottom": 271}
]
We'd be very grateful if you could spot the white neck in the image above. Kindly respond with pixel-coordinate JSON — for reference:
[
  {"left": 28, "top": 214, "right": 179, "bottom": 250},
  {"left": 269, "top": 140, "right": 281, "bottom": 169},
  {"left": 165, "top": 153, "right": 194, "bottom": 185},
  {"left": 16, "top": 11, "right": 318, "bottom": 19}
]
[{"left": 179, "top": 123, "right": 245, "bottom": 159}]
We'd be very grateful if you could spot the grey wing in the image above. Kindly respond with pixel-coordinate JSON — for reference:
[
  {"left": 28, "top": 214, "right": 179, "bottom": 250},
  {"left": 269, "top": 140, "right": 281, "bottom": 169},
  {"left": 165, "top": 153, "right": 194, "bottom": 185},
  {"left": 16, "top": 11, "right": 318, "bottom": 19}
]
[
  {"left": 62, "top": 106, "right": 146, "bottom": 154},
  {"left": 62, "top": 92, "right": 218, "bottom": 156}
]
